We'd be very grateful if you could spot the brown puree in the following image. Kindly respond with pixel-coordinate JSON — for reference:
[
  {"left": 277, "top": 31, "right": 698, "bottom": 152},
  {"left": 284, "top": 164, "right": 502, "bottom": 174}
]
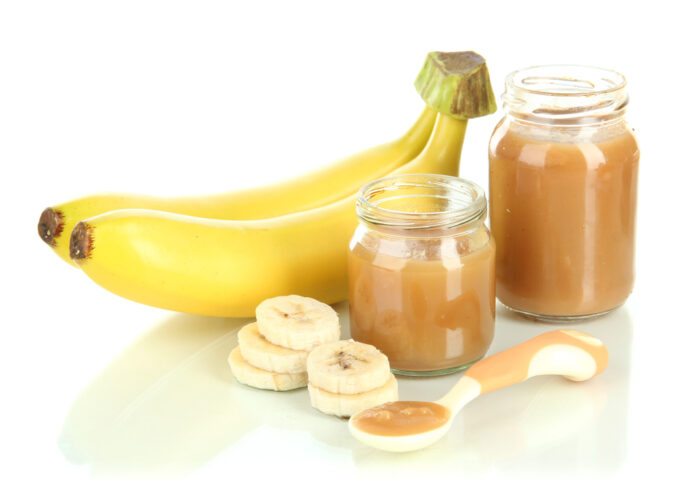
[
  {"left": 348, "top": 237, "right": 495, "bottom": 372},
  {"left": 489, "top": 122, "right": 640, "bottom": 317},
  {"left": 352, "top": 401, "right": 450, "bottom": 436}
]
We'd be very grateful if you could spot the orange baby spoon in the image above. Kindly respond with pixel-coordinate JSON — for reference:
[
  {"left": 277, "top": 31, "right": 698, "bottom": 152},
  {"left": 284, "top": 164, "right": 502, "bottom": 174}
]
[{"left": 349, "top": 330, "right": 609, "bottom": 452}]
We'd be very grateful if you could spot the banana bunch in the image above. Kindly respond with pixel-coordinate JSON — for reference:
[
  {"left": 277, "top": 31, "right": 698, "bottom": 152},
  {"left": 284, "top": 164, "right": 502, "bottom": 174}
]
[
  {"left": 229, "top": 295, "right": 341, "bottom": 391},
  {"left": 38, "top": 51, "right": 496, "bottom": 318}
]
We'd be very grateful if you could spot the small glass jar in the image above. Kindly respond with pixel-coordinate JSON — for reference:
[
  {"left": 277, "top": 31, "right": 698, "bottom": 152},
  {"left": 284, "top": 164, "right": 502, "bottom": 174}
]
[
  {"left": 348, "top": 173, "right": 495, "bottom": 376},
  {"left": 489, "top": 65, "right": 640, "bottom": 321}
]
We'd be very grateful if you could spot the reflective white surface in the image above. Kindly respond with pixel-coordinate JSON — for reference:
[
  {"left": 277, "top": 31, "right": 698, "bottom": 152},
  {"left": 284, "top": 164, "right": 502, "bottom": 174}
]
[{"left": 52, "top": 303, "right": 631, "bottom": 478}]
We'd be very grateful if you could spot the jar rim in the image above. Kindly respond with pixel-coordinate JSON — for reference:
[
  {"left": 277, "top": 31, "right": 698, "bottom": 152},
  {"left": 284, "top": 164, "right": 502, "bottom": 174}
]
[
  {"left": 506, "top": 65, "right": 627, "bottom": 97},
  {"left": 503, "top": 65, "right": 629, "bottom": 126},
  {"left": 356, "top": 173, "right": 486, "bottom": 230}
]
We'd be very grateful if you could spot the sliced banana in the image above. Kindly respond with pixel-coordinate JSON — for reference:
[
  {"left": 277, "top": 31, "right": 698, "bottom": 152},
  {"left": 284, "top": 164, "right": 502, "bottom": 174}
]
[
  {"left": 228, "top": 347, "right": 307, "bottom": 391},
  {"left": 308, "top": 375, "right": 398, "bottom": 418},
  {"left": 238, "top": 322, "right": 308, "bottom": 374},
  {"left": 306, "top": 339, "right": 391, "bottom": 395},
  {"left": 256, "top": 295, "right": 340, "bottom": 351}
]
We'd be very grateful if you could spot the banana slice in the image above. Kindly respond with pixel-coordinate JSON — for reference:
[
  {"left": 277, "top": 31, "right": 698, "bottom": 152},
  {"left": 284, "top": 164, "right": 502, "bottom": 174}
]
[
  {"left": 306, "top": 340, "right": 391, "bottom": 395},
  {"left": 256, "top": 295, "right": 340, "bottom": 351},
  {"left": 308, "top": 375, "right": 398, "bottom": 418},
  {"left": 238, "top": 322, "right": 308, "bottom": 374},
  {"left": 228, "top": 347, "right": 307, "bottom": 391}
]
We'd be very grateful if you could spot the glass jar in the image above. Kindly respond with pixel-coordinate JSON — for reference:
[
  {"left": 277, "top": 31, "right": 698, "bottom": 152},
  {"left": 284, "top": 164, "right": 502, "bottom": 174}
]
[
  {"left": 489, "top": 65, "right": 640, "bottom": 321},
  {"left": 348, "top": 173, "right": 495, "bottom": 376}
]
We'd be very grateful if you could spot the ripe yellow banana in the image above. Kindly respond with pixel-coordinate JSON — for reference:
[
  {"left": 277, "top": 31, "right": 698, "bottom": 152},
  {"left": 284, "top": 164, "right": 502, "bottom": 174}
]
[
  {"left": 38, "top": 106, "right": 437, "bottom": 265},
  {"left": 70, "top": 112, "right": 468, "bottom": 317}
]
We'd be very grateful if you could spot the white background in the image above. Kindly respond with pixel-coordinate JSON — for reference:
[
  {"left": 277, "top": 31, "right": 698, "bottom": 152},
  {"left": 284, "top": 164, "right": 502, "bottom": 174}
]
[{"left": 1, "top": 1, "right": 698, "bottom": 479}]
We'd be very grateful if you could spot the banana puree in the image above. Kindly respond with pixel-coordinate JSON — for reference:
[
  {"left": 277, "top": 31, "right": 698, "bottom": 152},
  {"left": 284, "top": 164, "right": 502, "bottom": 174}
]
[
  {"left": 349, "top": 234, "right": 495, "bottom": 373},
  {"left": 352, "top": 401, "right": 450, "bottom": 436},
  {"left": 489, "top": 118, "right": 639, "bottom": 317}
]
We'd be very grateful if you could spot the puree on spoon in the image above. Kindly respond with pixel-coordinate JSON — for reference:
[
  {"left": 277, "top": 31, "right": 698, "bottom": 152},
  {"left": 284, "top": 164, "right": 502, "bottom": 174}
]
[{"left": 351, "top": 401, "right": 451, "bottom": 436}]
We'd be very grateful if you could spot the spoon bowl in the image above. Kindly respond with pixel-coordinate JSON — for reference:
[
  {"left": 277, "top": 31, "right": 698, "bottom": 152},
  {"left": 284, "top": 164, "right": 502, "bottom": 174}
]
[{"left": 349, "top": 412, "right": 454, "bottom": 452}]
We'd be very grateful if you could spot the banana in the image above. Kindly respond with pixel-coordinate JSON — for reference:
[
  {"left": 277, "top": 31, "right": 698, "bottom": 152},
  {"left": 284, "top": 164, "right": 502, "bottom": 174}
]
[
  {"left": 68, "top": 51, "right": 496, "bottom": 317},
  {"left": 256, "top": 295, "right": 340, "bottom": 351},
  {"left": 306, "top": 340, "right": 390, "bottom": 395},
  {"left": 228, "top": 347, "right": 307, "bottom": 391},
  {"left": 69, "top": 112, "right": 467, "bottom": 317},
  {"left": 237, "top": 322, "right": 309, "bottom": 374},
  {"left": 38, "top": 107, "right": 437, "bottom": 265},
  {"left": 233, "top": 296, "right": 340, "bottom": 387},
  {"left": 306, "top": 340, "right": 397, "bottom": 417},
  {"left": 308, "top": 375, "right": 398, "bottom": 418}
]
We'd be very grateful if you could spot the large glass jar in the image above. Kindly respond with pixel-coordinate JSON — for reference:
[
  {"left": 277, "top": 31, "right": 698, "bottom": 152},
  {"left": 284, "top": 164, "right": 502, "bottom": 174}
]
[
  {"left": 348, "top": 174, "right": 495, "bottom": 376},
  {"left": 489, "top": 65, "right": 640, "bottom": 321}
]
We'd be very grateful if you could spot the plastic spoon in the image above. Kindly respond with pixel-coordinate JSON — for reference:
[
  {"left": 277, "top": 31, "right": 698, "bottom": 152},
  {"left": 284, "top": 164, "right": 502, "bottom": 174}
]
[{"left": 349, "top": 329, "right": 608, "bottom": 452}]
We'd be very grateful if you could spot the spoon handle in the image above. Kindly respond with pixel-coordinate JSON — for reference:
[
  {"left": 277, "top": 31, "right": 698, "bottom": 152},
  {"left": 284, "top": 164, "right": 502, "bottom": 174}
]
[{"left": 466, "top": 329, "right": 608, "bottom": 397}]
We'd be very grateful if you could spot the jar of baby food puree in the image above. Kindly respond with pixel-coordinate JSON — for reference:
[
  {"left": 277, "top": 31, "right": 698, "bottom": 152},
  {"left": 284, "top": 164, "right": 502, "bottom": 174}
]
[
  {"left": 489, "top": 65, "right": 640, "bottom": 321},
  {"left": 348, "top": 174, "right": 495, "bottom": 376}
]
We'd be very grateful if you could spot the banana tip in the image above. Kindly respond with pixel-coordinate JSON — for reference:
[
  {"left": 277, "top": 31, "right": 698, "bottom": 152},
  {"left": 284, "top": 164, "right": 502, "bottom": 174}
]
[
  {"left": 38, "top": 207, "right": 64, "bottom": 247},
  {"left": 70, "top": 222, "right": 93, "bottom": 260}
]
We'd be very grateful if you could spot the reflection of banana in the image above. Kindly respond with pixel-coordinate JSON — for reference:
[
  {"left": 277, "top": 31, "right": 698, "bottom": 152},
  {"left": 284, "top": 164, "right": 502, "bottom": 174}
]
[
  {"left": 38, "top": 107, "right": 437, "bottom": 265},
  {"left": 306, "top": 340, "right": 397, "bottom": 417},
  {"left": 308, "top": 376, "right": 398, "bottom": 418},
  {"left": 58, "top": 314, "right": 254, "bottom": 475},
  {"left": 69, "top": 112, "right": 467, "bottom": 317},
  {"left": 237, "top": 322, "right": 308, "bottom": 374},
  {"left": 256, "top": 295, "right": 340, "bottom": 351},
  {"left": 306, "top": 340, "right": 390, "bottom": 394},
  {"left": 228, "top": 347, "right": 307, "bottom": 391}
]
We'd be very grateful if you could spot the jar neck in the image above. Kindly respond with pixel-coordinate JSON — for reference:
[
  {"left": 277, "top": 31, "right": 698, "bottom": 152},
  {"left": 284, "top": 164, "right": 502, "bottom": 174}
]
[
  {"left": 356, "top": 174, "right": 486, "bottom": 237},
  {"left": 502, "top": 65, "right": 629, "bottom": 128}
]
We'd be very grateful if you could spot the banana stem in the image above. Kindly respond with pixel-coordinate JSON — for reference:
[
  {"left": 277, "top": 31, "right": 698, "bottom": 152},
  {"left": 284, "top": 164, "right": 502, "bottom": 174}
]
[{"left": 414, "top": 51, "right": 496, "bottom": 120}]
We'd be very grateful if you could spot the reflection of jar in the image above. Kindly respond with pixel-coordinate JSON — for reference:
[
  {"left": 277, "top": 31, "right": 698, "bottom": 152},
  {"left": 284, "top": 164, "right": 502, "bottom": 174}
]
[
  {"left": 348, "top": 174, "right": 495, "bottom": 376},
  {"left": 489, "top": 66, "right": 640, "bottom": 321}
]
